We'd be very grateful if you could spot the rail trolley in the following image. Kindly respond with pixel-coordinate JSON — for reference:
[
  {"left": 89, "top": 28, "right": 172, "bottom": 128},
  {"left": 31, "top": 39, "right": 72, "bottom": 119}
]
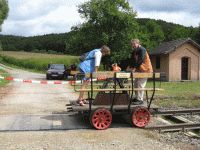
[{"left": 67, "top": 71, "right": 163, "bottom": 130}]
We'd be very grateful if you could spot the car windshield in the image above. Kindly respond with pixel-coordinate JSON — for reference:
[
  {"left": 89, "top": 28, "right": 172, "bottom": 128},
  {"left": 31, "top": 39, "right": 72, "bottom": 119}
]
[{"left": 50, "top": 64, "right": 65, "bottom": 70}]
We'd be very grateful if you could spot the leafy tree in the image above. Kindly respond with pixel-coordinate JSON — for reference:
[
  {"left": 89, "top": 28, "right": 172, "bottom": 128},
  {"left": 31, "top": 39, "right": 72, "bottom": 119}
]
[
  {"left": 0, "top": 41, "right": 2, "bottom": 51},
  {"left": 137, "top": 18, "right": 194, "bottom": 42},
  {"left": 194, "top": 23, "right": 200, "bottom": 44},
  {"left": 143, "top": 20, "right": 165, "bottom": 50},
  {"left": 75, "top": 0, "right": 139, "bottom": 62},
  {"left": 168, "top": 26, "right": 191, "bottom": 40},
  {"left": 0, "top": 0, "right": 8, "bottom": 50},
  {"left": 0, "top": 0, "right": 9, "bottom": 31}
]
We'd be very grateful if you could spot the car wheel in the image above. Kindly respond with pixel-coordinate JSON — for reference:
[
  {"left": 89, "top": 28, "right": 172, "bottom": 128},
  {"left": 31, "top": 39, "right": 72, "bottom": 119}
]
[{"left": 46, "top": 75, "right": 50, "bottom": 80}]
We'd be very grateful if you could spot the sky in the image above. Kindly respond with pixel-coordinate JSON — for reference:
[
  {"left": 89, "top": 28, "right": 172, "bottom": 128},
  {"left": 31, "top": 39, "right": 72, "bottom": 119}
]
[{"left": 1, "top": 0, "right": 200, "bottom": 37}]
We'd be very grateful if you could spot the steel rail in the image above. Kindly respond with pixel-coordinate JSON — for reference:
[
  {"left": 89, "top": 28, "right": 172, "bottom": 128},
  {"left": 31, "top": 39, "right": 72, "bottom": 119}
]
[
  {"left": 152, "top": 108, "right": 200, "bottom": 116},
  {"left": 147, "top": 123, "right": 200, "bottom": 132}
]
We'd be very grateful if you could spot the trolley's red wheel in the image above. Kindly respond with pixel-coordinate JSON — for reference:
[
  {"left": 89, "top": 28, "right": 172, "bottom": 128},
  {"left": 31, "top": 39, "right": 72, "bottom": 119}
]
[
  {"left": 90, "top": 108, "right": 112, "bottom": 130},
  {"left": 132, "top": 107, "right": 151, "bottom": 128}
]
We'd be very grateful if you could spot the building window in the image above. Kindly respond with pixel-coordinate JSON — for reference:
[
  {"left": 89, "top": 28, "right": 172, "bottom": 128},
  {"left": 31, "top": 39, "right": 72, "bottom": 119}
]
[{"left": 156, "top": 56, "right": 160, "bottom": 69}]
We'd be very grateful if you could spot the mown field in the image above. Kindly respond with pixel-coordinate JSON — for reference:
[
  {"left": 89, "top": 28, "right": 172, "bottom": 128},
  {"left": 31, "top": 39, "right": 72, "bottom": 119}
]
[
  {"left": 147, "top": 81, "right": 200, "bottom": 108},
  {"left": 0, "top": 51, "right": 79, "bottom": 72}
]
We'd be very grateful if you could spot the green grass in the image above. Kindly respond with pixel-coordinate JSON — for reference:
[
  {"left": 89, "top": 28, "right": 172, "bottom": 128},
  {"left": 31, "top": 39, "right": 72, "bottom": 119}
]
[
  {"left": 154, "top": 99, "right": 200, "bottom": 108},
  {"left": 147, "top": 81, "right": 200, "bottom": 97},
  {"left": 0, "top": 51, "right": 79, "bottom": 73},
  {"left": 146, "top": 81, "right": 200, "bottom": 108},
  {"left": 0, "top": 68, "right": 9, "bottom": 87}
]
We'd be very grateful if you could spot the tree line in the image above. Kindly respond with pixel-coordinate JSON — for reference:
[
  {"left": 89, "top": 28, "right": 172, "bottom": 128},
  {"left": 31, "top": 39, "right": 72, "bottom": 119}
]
[
  {"left": 0, "top": 0, "right": 8, "bottom": 50},
  {"left": 0, "top": 0, "right": 200, "bottom": 64}
]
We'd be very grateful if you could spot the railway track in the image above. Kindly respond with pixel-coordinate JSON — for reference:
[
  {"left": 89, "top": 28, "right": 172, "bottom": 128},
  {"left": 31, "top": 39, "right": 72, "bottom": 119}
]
[
  {"left": 152, "top": 108, "right": 200, "bottom": 116},
  {"left": 148, "top": 108, "right": 200, "bottom": 136},
  {"left": 147, "top": 123, "right": 200, "bottom": 132}
]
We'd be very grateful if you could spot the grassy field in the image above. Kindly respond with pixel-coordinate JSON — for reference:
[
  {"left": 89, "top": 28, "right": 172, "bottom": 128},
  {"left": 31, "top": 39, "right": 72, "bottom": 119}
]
[
  {"left": 0, "top": 68, "right": 9, "bottom": 87},
  {"left": 147, "top": 81, "right": 200, "bottom": 108},
  {"left": 0, "top": 51, "right": 79, "bottom": 72}
]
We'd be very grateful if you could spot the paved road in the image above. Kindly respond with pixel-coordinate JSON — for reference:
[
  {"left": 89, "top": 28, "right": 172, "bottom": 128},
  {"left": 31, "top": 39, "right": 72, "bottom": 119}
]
[
  {"left": 0, "top": 64, "right": 81, "bottom": 130},
  {"left": 0, "top": 64, "right": 130, "bottom": 131},
  {"left": 0, "top": 113, "right": 132, "bottom": 131},
  {"left": 0, "top": 113, "right": 89, "bottom": 131}
]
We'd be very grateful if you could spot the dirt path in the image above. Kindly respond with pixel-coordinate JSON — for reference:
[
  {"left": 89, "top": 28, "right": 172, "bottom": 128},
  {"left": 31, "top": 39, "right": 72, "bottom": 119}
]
[
  {"left": 0, "top": 64, "right": 77, "bottom": 115},
  {"left": 0, "top": 64, "right": 198, "bottom": 150}
]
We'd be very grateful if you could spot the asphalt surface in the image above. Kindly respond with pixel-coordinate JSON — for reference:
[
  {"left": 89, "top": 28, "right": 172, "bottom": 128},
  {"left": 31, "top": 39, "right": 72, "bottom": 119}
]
[{"left": 0, "top": 64, "right": 130, "bottom": 131}]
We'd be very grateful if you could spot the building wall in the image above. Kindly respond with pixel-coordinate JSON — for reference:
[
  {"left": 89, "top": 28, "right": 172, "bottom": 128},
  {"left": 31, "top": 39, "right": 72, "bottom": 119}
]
[
  {"left": 169, "top": 43, "right": 200, "bottom": 81},
  {"left": 151, "top": 54, "right": 169, "bottom": 81}
]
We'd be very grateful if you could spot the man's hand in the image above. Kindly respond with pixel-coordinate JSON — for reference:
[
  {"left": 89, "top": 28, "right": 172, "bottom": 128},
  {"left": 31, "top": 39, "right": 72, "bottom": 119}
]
[
  {"left": 126, "top": 66, "right": 134, "bottom": 71},
  {"left": 95, "top": 66, "right": 99, "bottom": 72}
]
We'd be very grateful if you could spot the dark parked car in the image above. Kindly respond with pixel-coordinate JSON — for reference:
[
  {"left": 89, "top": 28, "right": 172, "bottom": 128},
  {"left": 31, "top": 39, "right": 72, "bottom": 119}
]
[{"left": 46, "top": 64, "right": 66, "bottom": 80}]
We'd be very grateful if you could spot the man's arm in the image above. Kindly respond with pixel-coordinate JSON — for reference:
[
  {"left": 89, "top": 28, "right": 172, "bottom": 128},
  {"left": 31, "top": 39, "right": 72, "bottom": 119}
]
[{"left": 94, "top": 51, "right": 102, "bottom": 72}]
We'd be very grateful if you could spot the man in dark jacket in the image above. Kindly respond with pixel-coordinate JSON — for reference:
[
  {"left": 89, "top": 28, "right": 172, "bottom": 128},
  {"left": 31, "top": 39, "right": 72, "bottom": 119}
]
[{"left": 127, "top": 39, "right": 153, "bottom": 105}]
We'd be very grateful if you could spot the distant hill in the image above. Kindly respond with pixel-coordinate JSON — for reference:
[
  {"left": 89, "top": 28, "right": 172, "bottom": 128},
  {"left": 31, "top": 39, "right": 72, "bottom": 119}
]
[
  {"left": 0, "top": 18, "right": 199, "bottom": 55},
  {"left": 136, "top": 18, "right": 198, "bottom": 41}
]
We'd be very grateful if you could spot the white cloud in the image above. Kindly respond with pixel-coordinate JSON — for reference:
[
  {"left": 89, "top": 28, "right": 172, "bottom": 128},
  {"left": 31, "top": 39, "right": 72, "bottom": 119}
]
[
  {"left": 1, "top": 0, "right": 89, "bottom": 36},
  {"left": 130, "top": 0, "right": 200, "bottom": 14},
  {"left": 137, "top": 11, "right": 200, "bottom": 27},
  {"left": 1, "top": 0, "right": 200, "bottom": 36},
  {"left": 129, "top": 0, "right": 200, "bottom": 27}
]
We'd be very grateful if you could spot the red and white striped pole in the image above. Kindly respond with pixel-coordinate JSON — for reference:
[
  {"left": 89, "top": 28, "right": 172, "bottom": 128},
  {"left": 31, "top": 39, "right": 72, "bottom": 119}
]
[{"left": 0, "top": 76, "right": 101, "bottom": 85}]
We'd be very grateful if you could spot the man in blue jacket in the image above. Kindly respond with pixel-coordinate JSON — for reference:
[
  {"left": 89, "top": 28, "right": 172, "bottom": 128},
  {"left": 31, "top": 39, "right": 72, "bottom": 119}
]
[{"left": 77, "top": 45, "right": 111, "bottom": 106}]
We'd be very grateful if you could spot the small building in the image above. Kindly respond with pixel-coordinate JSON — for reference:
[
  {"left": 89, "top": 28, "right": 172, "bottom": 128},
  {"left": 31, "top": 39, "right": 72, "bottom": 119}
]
[{"left": 150, "top": 38, "right": 200, "bottom": 81}]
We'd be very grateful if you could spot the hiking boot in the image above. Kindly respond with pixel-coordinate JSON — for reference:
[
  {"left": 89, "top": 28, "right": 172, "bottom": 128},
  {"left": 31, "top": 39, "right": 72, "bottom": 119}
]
[
  {"left": 132, "top": 98, "right": 138, "bottom": 103},
  {"left": 132, "top": 99, "right": 143, "bottom": 105}
]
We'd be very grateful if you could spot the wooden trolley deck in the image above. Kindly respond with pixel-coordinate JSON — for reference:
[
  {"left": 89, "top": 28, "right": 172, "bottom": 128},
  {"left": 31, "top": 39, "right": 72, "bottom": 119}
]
[
  {"left": 67, "top": 71, "right": 164, "bottom": 129},
  {"left": 69, "top": 100, "right": 159, "bottom": 111}
]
